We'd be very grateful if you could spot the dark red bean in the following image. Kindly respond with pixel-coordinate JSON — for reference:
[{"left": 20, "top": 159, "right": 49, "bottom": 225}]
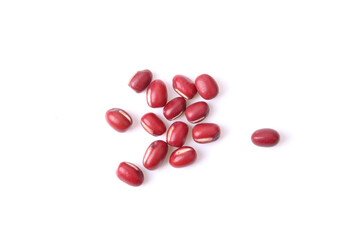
[
  {"left": 128, "top": 69, "right": 152, "bottom": 93},
  {"left": 251, "top": 128, "right": 280, "bottom": 147},
  {"left": 105, "top": 108, "right": 132, "bottom": 132},
  {"left": 163, "top": 97, "right": 186, "bottom": 121},
  {"left": 192, "top": 123, "right": 220, "bottom": 143},
  {"left": 195, "top": 74, "right": 219, "bottom": 100},
  {"left": 169, "top": 146, "right": 197, "bottom": 168},
  {"left": 172, "top": 75, "right": 197, "bottom": 100},
  {"left": 146, "top": 80, "right": 167, "bottom": 108},
  {"left": 141, "top": 113, "right": 166, "bottom": 136},
  {"left": 116, "top": 162, "right": 144, "bottom": 186},
  {"left": 143, "top": 140, "right": 168, "bottom": 170},
  {"left": 166, "top": 121, "right": 189, "bottom": 147},
  {"left": 185, "top": 101, "right": 209, "bottom": 123}
]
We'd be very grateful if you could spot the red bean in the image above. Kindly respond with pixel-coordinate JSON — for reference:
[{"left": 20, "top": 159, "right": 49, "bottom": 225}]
[
  {"left": 195, "top": 74, "right": 219, "bottom": 100},
  {"left": 141, "top": 113, "right": 166, "bottom": 136},
  {"left": 146, "top": 79, "right": 168, "bottom": 108},
  {"left": 166, "top": 121, "right": 189, "bottom": 147},
  {"left": 116, "top": 162, "right": 144, "bottom": 186},
  {"left": 105, "top": 108, "right": 132, "bottom": 132},
  {"left": 185, "top": 101, "right": 209, "bottom": 123},
  {"left": 163, "top": 97, "right": 186, "bottom": 121},
  {"left": 172, "top": 75, "right": 197, "bottom": 99},
  {"left": 169, "top": 146, "right": 197, "bottom": 168},
  {"left": 128, "top": 69, "right": 152, "bottom": 93},
  {"left": 143, "top": 140, "right": 168, "bottom": 170},
  {"left": 251, "top": 128, "right": 280, "bottom": 147},
  {"left": 192, "top": 123, "right": 220, "bottom": 143}
]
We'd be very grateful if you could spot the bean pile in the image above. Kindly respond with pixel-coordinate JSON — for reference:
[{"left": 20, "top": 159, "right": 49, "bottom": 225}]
[
  {"left": 106, "top": 70, "right": 280, "bottom": 187},
  {"left": 106, "top": 70, "right": 220, "bottom": 186}
]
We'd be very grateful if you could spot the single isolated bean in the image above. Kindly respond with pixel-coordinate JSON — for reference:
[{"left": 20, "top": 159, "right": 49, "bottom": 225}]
[
  {"left": 195, "top": 74, "right": 219, "bottom": 100},
  {"left": 172, "top": 75, "right": 197, "bottom": 100},
  {"left": 141, "top": 113, "right": 166, "bottom": 136},
  {"left": 116, "top": 162, "right": 144, "bottom": 186},
  {"left": 169, "top": 146, "right": 197, "bottom": 168},
  {"left": 192, "top": 123, "right": 220, "bottom": 143},
  {"left": 251, "top": 128, "right": 280, "bottom": 147},
  {"left": 143, "top": 140, "right": 168, "bottom": 170},
  {"left": 163, "top": 97, "right": 186, "bottom": 121},
  {"left": 105, "top": 108, "right": 132, "bottom": 132},
  {"left": 166, "top": 121, "right": 189, "bottom": 147},
  {"left": 128, "top": 69, "right": 152, "bottom": 93},
  {"left": 185, "top": 101, "right": 209, "bottom": 123},
  {"left": 146, "top": 79, "right": 168, "bottom": 108}
]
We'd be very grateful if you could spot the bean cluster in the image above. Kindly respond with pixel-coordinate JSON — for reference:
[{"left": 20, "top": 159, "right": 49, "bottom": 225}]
[
  {"left": 106, "top": 70, "right": 221, "bottom": 186},
  {"left": 106, "top": 70, "right": 280, "bottom": 187}
]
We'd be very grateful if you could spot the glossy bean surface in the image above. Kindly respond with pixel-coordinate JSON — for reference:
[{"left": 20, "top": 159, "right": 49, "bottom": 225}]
[
  {"left": 195, "top": 74, "right": 219, "bottom": 100},
  {"left": 166, "top": 121, "right": 189, "bottom": 147},
  {"left": 143, "top": 140, "right": 168, "bottom": 170},
  {"left": 192, "top": 123, "right": 220, "bottom": 143},
  {"left": 128, "top": 69, "right": 152, "bottom": 93},
  {"left": 185, "top": 101, "right": 209, "bottom": 123},
  {"left": 169, "top": 146, "right": 197, "bottom": 168},
  {"left": 163, "top": 97, "right": 186, "bottom": 121},
  {"left": 141, "top": 113, "right": 166, "bottom": 136},
  {"left": 172, "top": 75, "right": 197, "bottom": 99},
  {"left": 146, "top": 80, "right": 167, "bottom": 108},
  {"left": 105, "top": 108, "right": 132, "bottom": 132},
  {"left": 251, "top": 128, "right": 280, "bottom": 147},
  {"left": 116, "top": 162, "right": 144, "bottom": 186}
]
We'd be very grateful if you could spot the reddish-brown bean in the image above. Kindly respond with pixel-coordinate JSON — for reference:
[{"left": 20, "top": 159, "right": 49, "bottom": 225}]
[
  {"left": 141, "top": 113, "right": 166, "bottom": 136},
  {"left": 146, "top": 80, "right": 167, "bottom": 108},
  {"left": 172, "top": 75, "right": 197, "bottom": 99},
  {"left": 169, "top": 146, "right": 197, "bottom": 168},
  {"left": 195, "top": 74, "right": 219, "bottom": 100},
  {"left": 192, "top": 123, "right": 220, "bottom": 143},
  {"left": 166, "top": 121, "right": 189, "bottom": 147},
  {"left": 163, "top": 97, "right": 186, "bottom": 121},
  {"left": 116, "top": 162, "right": 144, "bottom": 186},
  {"left": 185, "top": 101, "right": 209, "bottom": 123},
  {"left": 251, "top": 128, "right": 280, "bottom": 147},
  {"left": 128, "top": 69, "right": 152, "bottom": 93},
  {"left": 143, "top": 140, "right": 168, "bottom": 170},
  {"left": 105, "top": 108, "right": 132, "bottom": 132}
]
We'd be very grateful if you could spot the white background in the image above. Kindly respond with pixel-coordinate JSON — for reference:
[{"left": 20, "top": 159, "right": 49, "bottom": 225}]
[{"left": 1, "top": 0, "right": 347, "bottom": 239}]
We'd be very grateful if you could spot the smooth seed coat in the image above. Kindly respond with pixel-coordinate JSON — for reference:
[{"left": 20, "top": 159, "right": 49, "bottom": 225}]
[
  {"left": 105, "top": 108, "right": 133, "bottom": 132},
  {"left": 128, "top": 69, "right": 152, "bottom": 93},
  {"left": 251, "top": 128, "right": 280, "bottom": 147},
  {"left": 146, "top": 80, "right": 168, "bottom": 108},
  {"left": 169, "top": 146, "right": 197, "bottom": 168},
  {"left": 116, "top": 162, "right": 144, "bottom": 186},
  {"left": 141, "top": 113, "right": 166, "bottom": 136},
  {"left": 143, "top": 140, "right": 168, "bottom": 170},
  {"left": 185, "top": 101, "right": 209, "bottom": 123},
  {"left": 166, "top": 121, "right": 189, "bottom": 147},
  {"left": 192, "top": 123, "right": 220, "bottom": 143},
  {"left": 172, "top": 75, "right": 197, "bottom": 100},
  {"left": 195, "top": 74, "right": 219, "bottom": 100}
]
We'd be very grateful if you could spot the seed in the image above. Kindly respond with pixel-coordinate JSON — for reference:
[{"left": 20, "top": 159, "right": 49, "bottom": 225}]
[
  {"left": 166, "top": 121, "right": 189, "bottom": 147},
  {"left": 141, "top": 113, "right": 166, "bottom": 136},
  {"left": 251, "top": 128, "right": 280, "bottom": 147},
  {"left": 172, "top": 75, "right": 197, "bottom": 100},
  {"left": 192, "top": 123, "right": 220, "bottom": 143},
  {"left": 185, "top": 101, "right": 209, "bottom": 123},
  {"left": 105, "top": 108, "right": 132, "bottom": 132},
  {"left": 163, "top": 97, "right": 186, "bottom": 121},
  {"left": 116, "top": 162, "right": 144, "bottom": 186},
  {"left": 128, "top": 69, "right": 152, "bottom": 93},
  {"left": 195, "top": 74, "right": 219, "bottom": 100},
  {"left": 146, "top": 79, "right": 168, "bottom": 108},
  {"left": 169, "top": 146, "right": 197, "bottom": 168},
  {"left": 143, "top": 140, "right": 168, "bottom": 170}
]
